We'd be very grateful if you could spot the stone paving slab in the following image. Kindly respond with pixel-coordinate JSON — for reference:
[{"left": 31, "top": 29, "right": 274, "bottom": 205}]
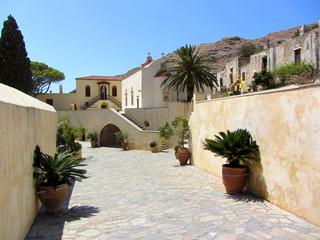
[{"left": 25, "top": 142, "right": 320, "bottom": 239}]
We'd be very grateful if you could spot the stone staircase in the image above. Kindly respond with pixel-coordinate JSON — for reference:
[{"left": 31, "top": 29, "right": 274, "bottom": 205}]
[
  {"left": 162, "top": 142, "right": 170, "bottom": 150},
  {"left": 121, "top": 113, "right": 146, "bottom": 130}
]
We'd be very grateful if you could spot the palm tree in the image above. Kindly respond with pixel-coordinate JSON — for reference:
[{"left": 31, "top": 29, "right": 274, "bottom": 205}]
[{"left": 161, "top": 44, "right": 217, "bottom": 101}]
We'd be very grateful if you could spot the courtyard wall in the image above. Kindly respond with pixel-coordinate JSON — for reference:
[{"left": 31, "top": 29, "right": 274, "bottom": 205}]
[
  {"left": 124, "top": 102, "right": 191, "bottom": 147},
  {"left": 189, "top": 83, "right": 320, "bottom": 226},
  {"left": 0, "top": 84, "right": 57, "bottom": 240},
  {"left": 58, "top": 109, "right": 161, "bottom": 151}
]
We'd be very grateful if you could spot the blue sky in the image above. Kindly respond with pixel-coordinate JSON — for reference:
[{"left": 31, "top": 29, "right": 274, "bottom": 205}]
[{"left": 1, "top": 0, "right": 319, "bottom": 93}]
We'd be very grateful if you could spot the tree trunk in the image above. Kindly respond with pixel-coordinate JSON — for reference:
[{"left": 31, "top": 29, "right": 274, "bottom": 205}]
[{"left": 187, "top": 80, "right": 194, "bottom": 101}]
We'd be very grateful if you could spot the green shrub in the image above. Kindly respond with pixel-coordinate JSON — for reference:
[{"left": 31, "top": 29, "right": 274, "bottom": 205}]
[
  {"left": 149, "top": 141, "right": 157, "bottom": 147},
  {"left": 238, "top": 43, "right": 263, "bottom": 57},
  {"left": 158, "top": 116, "right": 189, "bottom": 147},
  {"left": 87, "top": 132, "right": 98, "bottom": 141},
  {"left": 238, "top": 43, "right": 256, "bottom": 57},
  {"left": 253, "top": 69, "right": 282, "bottom": 89},
  {"left": 274, "top": 61, "right": 315, "bottom": 85},
  {"left": 57, "top": 114, "right": 84, "bottom": 152},
  {"left": 292, "top": 29, "right": 300, "bottom": 38}
]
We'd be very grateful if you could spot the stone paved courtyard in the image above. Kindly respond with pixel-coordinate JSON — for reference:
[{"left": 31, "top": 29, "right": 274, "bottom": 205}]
[{"left": 25, "top": 142, "right": 320, "bottom": 239}]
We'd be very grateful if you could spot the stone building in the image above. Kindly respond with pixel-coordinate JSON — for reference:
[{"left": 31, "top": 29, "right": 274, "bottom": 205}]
[
  {"left": 217, "top": 21, "right": 319, "bottom": 93},
  {"left": 36, "top": 75, "right": 123, "bottom": 111}
]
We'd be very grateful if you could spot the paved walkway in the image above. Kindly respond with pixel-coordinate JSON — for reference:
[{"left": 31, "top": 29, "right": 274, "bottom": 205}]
[{"left": 26, "top": 142, "right": 320, "bottom": 240}]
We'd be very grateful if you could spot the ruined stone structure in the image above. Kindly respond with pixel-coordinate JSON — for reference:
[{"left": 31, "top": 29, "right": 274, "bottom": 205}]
[{"left": 217, "top": 19, "right": 320, "bottom": 93}]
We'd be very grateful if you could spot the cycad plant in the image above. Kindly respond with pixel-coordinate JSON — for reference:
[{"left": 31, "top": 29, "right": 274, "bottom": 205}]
[
  {"left": 33, "top": 145, "right": 88, "bottom": 189},
  {"left": 203, "top": 129, "right": 260, "bottom": 168}
]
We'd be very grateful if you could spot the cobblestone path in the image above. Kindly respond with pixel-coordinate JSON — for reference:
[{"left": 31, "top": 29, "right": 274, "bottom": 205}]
[{"left": 25, "top": 142, "right": 320, "bottom": 239}]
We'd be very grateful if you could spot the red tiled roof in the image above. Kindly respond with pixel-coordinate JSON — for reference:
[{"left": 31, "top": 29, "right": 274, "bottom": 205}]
[
  {"left": 154, "top": 69, "right": 171, "bottom": 78},
  {"left": 76, "top": 75, "right": 124, "bottom": 81}
]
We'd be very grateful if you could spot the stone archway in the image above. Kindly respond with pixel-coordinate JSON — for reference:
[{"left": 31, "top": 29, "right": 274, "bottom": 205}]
[{"left": 100, "top": 124, "right": 121, "bottom": 147}]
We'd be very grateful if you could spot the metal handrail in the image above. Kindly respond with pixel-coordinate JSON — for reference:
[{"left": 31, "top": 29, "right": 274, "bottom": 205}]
[{"left": 80, "top": 94, "right": 122, "bottom": 110}]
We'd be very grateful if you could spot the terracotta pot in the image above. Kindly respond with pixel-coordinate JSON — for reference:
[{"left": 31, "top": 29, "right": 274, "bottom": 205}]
[
  {"left": 91, "top": 140, "right": 97, "bottom": 148},
  {"left": 176, "top": 147, "right": 191, "bottom": 165},
  {"left": 37, "top": 184, "right": 68, "bottom": 213},
  {"left": 151, "top": 146, "right": 157, "bottom": 153},
  {"left": 122, "top": 142, "right": 128, "bottom": 150},
  {"left": 222, "top": 164, "right": 248, "bottom": 194}
]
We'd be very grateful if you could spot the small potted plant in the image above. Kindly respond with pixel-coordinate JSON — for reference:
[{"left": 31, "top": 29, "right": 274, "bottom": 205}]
[
  {"left": 115, "top": 131, "right": 129, "bottom": 150},
  {"left": 149, "top": 141, "right": 157, "bottom": 153},
  {"left": 33, "top": 145, "right": 88, "bottom": 213},
  {"left": 203, "top": 129, "right": 260, "bottom": 194},
  {"left": 87, "top": 131, "right": 98, "bottom": 148},
  {"left": 159, "top": 116, "right": 190, "bottom": 165}
]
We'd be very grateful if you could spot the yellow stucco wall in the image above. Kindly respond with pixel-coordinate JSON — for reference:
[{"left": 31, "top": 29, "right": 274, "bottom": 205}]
[
  {"left": 36, "top": 93, "right": 77, "bottom": 111},
  {"left": 189, "top": 83, "right": 320, "bottom": 226},
  {"left": 36, "top": 79, "right": 122, "bottom": 111},
  {"left": 0, "top": 84, "right": 57, "bottom": 240},
  {"left": 76, "top": 79, "right": 122, "bottom": 108},
  {"left": 58, "top": 109, "right": 160, "bottom": 151}
]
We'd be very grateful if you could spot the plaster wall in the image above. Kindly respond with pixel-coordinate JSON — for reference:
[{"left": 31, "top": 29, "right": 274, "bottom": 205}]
[
  {"left": 189, "top": 83, "right": 320, "bottom": 225},
  {"left": 0, "top": 84, "right": 56, "bottom": 240},
  {"left": 124, "top": 102, "right": 191, "bottom": 147},
  {"left": 141, "top": 58, "right": 166, "bottom": 108},
  {"left": 122, "top": 71, "right": 142, "bottom": 110},
  {"left": 36, "top": 93, "right": 77, "bottom": 111},
  {"left": 76, "top": 79, "right": 122, "bottom": 108},
  {"left": 58, "top": 109, "right": 160, "bottom": 151}
]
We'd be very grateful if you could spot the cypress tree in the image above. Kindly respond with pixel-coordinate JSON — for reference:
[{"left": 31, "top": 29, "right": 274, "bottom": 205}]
[{"left": 0, "top": 15, "right": 32, "bottom": 94}]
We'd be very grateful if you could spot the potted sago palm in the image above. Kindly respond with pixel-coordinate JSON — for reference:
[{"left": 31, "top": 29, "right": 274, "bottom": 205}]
[
  {"left": 87, "top": 131, "right": 98, "bottom": 148},
  {"left": 149, "top": 141, "right": 157, "bottom": 153},
  {"left": 203, "top": 129, "right": 260, "bottom": 194},
  {"left": 33, "top": 145, "right": 88, "bottom": 213},
  {"left": 115, "top": 131, "right": 129, "bottom": 150},
  {"left": 159, "top": 116, "right": 190, "bottom": 165}
]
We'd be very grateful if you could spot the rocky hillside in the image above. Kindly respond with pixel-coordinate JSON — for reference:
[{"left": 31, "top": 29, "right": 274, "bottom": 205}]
[{"left": 120, "top": 23, "right": 315, "bottom": 77}]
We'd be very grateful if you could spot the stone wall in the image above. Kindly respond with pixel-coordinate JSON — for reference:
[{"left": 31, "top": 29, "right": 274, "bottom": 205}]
[
  {"left": 58, "top": 109, "right": 161, "bottom": 151},
  {"left": 0, "top": 84, "right": 57, "bottom": 240},
  {"left": 189, "top": 84, "right": 320, "bottom": 226}
]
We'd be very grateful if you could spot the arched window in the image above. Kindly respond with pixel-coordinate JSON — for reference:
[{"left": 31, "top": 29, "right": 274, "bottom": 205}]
[
  {"left": 85, "top": 86, "right": 90, "bottom": 97},
  {"left": 131, "top": 87, "right": 134, "bottom": 106},
  {"left": 125, "top": 90, "right": 128, "bottom": 106},
  {"left": 112, "top": 86, "right": 117, "bottom": 96}
]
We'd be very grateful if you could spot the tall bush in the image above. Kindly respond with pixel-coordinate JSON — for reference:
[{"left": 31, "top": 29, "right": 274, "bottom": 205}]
[{"left": 274, "top": 61, "right": 315, "bottom": 85}]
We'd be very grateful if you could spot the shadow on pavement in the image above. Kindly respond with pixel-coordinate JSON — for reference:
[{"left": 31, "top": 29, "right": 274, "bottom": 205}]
[
  {"left": 226, "top": 191, "right": 265, "bottom": 203},
  {"left": 25, "top": 181, "right": 99, "bottom": 240}
]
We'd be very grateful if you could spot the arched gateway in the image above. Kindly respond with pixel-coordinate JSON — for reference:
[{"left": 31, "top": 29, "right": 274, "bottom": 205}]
[{"left": 100, "top": 124, "right": 121, "bottom": 147}]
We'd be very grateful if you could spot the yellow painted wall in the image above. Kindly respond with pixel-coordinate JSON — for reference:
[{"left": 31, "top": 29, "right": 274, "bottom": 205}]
[
  {"left": 189, "top": 84, "right": 320, "bottom": 226},
  {"left": 58, "top": 109, "right": 160, "bottom": 151},
  {"left": 76, "top": 79, "right": 122, "bottom": 108},
  {"left": 36, "top": 79, "right": 122, "bottom": 111},
  {"left": 0, "top": 84, "right": 57, "bottom": 240},
  {"left": 36, "top": 93, "right": 77, "bottom": 111}
]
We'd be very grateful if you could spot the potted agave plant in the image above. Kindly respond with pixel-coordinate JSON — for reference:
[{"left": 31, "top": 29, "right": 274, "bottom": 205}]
[
  {"left": 33, "top": 145, "right": 88, "bottom": 213},
  {"left": 159, "top": 116, "right": 190, "bottom": 165},
  {"left": 203, "top": 129, "right": 260, "bottom": 194}
]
